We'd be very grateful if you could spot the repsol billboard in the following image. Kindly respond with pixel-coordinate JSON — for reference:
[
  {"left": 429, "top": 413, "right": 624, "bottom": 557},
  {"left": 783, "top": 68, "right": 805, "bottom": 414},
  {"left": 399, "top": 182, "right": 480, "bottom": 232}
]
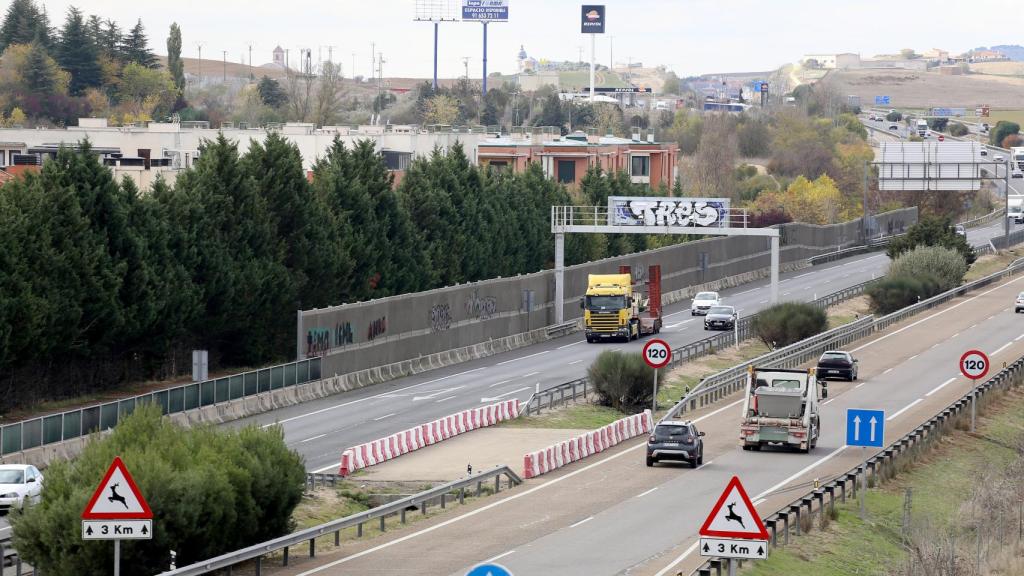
[{"left": 581, "top": 5, "right": 605, "bottom": 33}]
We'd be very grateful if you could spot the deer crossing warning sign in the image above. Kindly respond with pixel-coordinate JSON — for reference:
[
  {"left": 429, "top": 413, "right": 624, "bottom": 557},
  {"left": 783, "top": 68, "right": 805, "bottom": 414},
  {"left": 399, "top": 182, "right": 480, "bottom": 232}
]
[
  {"left": 81, "top": 457, "right": 153, "bottom": 540},
  {"left": 698, "top": 475, "right": 769, "bottom": 560}
]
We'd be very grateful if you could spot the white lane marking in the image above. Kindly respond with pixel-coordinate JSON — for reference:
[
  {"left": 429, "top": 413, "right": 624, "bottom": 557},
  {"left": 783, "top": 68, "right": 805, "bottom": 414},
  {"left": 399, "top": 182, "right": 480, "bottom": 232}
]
[
  {"left": 908, "top": 354, "right": 918, "bottom": 361},
  {"left": 485, "top": 550, "right": 516, "bottom": 563},
  {"left": 521, "top": 372, "right": 540, "bottom": 379},
  {"left": 265, "top": 367, "right": 487, "bottom": 427},
  {"left": 657, "top": 445, "right": 849, "bottom": 576},
  {"left": 637, "top": 487, "right": 658, "bottom": 499},
  {"left": 987, "top": 314, "right": 996, "bottom": 321},
  {"left": 952, "top": 332, "right": 960, "bottom": 338},
  {"left": 783, "top": 292, "right": 791, "bottom": 296},
  {"left": 970, "top": 323, "right": 978, "bottom": 329},
  {"left": 664, "top": 310, "right": 692, "bottom": 318},
  {"left": 1015, "top": 333, "right": 1024, "bottom": 342},
  {"left": 570, "top": 516, "right": 594, "bottom": 528},
  {"left": 992, "top": 342, "right": 1013, "bottom": 356},
  {"left": 855, "top": 382, "right": 866, "bottom": 389},
  {"left": 887, "top": 399, "right": 923, "bottom": 421},
  {"left": 926, "top": 378, "right": 957, "bottom": 397},
  {"left": 299, "top": 434, "right": 326, "bottom": 443},
  {"left": 930, "top": 343, "right": 940, "bottom": 349},
  {"left": 759, "top": 300, "right": 768, "bottom": 304},
  {"left": 558, "top": 341, "right": 585, "bottom": 350},
  {"left": 488, "top": 379, "right": 511, "bottom": 388},
  {"left": 883, "top": 368, "right": 894, "bottom": 375},
  {"left": 753, "top": 498, "right": 767, "bottom": 506},
  {"left": 822, "top": 399, "right": 834, "bottom": 405},
  {"left": 569, "top": 360, "right": 584, "bottom": 365},
  {"left": 497, "top": 350, "right": 550, "bottom": 366},
  {"left": 480, "top": 386, "right": 530, "bottom": 402},
  {"left": 692, "top": 399, "right": 745, "bottom": 424},
  {"left": 374, "top": 413, "right": 397, "bottom": 421},
  {"left": 435, "top": 396, "right": 458, "bottom": 403},
  {"left": 696, "top": 460, "right": 714, "bottom": 469},
  {"left": 822, "top": 279, "right": 832, "bottom": 284},
  {"left": 851, "top": 275, "right": 1024, "bottom": 354},
  {"left": 794, "top": 272, "right": 814, "bottom": 279},
  {"left": 297, "top": 432, "right": 654, "bottom": 574},
  {"left": 737, "top": 289, "right": 757, "bottom": 295}
]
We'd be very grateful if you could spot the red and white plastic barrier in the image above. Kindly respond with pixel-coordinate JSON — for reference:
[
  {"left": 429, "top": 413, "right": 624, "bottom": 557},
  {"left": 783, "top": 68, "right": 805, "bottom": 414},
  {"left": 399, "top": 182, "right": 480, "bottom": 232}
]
[
  {"left": 522, "top": 409, "right": 653, "bottom": 479},
  {"left": 338, "top": 399, "right": 520, "bottom": 476}
]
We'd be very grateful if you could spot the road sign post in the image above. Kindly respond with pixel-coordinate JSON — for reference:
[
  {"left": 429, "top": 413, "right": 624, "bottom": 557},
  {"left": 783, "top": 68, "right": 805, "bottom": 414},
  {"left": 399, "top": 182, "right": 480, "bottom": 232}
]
[
  {"left": 643, "top": 339, "right": 671, "bottom": 413},
  {"left": 82, "top": 457, "right": 154, "bottom": 575},
  {"left": 960, "top": 349, "right": 989, "bottom": 432}
]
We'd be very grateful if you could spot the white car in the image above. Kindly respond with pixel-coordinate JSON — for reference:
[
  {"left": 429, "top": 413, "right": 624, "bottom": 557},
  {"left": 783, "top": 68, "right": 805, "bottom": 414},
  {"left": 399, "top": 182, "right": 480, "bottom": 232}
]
[
  {"left": 690, "top": 291, "right": 721, "bottom": 316},
  {"left": 0, "top": 464, "right": 43, "bottom": 513},
  {"left": 1016, "top": 291, "right": 1024, "bottom": 314},
  {"left": 955, "top": 224, "right": 966, "bottom": 236}
]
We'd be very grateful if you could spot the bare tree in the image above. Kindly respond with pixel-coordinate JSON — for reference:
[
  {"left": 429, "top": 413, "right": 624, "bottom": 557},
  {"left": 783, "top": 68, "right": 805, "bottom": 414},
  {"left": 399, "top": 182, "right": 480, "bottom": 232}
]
[
  {"left": 314, "top": 61, "right": 344, "bottom": 127},
  {"left": 695, "top": 114, "right": 738, "bottom": 200},
  {"left": 285, "top": 68, "right": 315, "bottom": 122}
]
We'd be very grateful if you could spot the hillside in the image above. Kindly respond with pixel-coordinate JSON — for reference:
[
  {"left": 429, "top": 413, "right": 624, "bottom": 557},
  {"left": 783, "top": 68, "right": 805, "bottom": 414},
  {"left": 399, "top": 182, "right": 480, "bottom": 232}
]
[{"left": 826, "top": 68, "right": 1024, "bottom": 109}]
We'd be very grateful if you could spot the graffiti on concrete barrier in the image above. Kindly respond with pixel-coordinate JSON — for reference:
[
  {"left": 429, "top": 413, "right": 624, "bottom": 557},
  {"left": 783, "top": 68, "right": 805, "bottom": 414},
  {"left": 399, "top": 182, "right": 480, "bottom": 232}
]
[
  {"left": 608, "top": 196, "right": 730, "bottom": 228},
  {"left": 430, "top": 303, "right": 452, "bottom": 332},
  {"left": 306, "top": 328, "right": 331, "bottom": 357},
  {"left": 465, "top": 289, "right": 497, "bottom": 320},
  {"left": 367, "top": 317, "right": 387, "bottom": 341},
  {"left": 334, "top": 321, "right": 354, "bottom": 347}
]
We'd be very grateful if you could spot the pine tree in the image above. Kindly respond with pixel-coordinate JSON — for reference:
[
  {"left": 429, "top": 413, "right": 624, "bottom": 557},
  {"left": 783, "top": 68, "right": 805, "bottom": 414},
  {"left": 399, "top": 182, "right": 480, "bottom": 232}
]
[
  {"left": 55, "top": 7, "right": 102, "bottom": 95},
  {"left": 166, "top": 23, "right": 184, "bottom": 90},
  {"left": 97, "top": 18, "right": 121, "bottom": 59},
  {"left": 0, "top": 0, "right": 46, "bottom": 53},
  {"left": 22, "top": 41, "right": 56, "bottom": 94},
  {"left": 121, "top": 19, "right": 157, "bottom": 68}
]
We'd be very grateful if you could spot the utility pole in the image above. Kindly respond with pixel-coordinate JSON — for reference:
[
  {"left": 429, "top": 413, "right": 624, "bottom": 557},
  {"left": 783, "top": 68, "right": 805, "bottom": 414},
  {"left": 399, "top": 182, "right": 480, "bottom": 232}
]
[
  {"left": 610, "top": 36, "right": 614, "bottom": 72},
  {"left": 463, "top": 56, "right": 470, "bottom": 80},
  {"left": 371, "top": 42, "right": 376, "bottom": 86},
  {"left": 286, "top": 48, "right": 290, "bottom": 70},
  {"left": 196, "top": 43, "right": 203, "bottom": 85},
  {"left": 222, "top": 50, "right": 227, "bottom": 81},
  {"left": 248, "top": 44, "right": 253, "bottom": 81},
  {"left": 327, "top": 45, "right": 335, "bottom": 64}
]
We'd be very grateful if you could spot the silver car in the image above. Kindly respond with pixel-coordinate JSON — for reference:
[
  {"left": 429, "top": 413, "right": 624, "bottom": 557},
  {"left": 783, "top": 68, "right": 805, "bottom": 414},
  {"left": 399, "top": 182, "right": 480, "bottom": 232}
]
[{"left": 703, "top": 305, "right": 737, "bottom": 330}]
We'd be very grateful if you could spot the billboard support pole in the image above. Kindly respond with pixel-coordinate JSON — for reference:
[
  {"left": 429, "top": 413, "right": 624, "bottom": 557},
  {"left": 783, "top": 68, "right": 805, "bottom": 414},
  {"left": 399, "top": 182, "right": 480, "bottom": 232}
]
[
  {"left": 770, "top": 236, "right": 779, "bottom": 305},
  {"left": 554, "top": 233, "right": 565, "bottom": 324},
  {"left": 862, "top": 160, "right": 870, "bottom": 243},
  {"left": 589, "top": 34, "right": 595, "bottom": 102},
  {"left": 482, "top": 21, "right": 488, "bottom": 95},
  {"left": 1005, "top": 159, "right": 1010, "bottom": 251},
  {"left": 433, "top": 22, "right": 438, "bottom": 91}
]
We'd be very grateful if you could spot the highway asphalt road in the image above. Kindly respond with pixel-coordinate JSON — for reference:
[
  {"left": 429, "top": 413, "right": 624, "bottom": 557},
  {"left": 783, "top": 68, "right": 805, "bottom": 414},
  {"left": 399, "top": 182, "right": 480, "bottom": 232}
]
[
  {"left": 233, "top": 222, "right": 1008, "bottom": 473},
  {"left": 282, "top": 258, "right": 1024, "bottom": 576}
]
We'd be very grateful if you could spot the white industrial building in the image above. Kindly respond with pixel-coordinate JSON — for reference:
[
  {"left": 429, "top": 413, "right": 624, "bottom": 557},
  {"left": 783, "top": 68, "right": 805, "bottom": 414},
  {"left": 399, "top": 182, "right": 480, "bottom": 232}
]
[{"left": 802, "top": 53, "right": 861, "bottom": 69}]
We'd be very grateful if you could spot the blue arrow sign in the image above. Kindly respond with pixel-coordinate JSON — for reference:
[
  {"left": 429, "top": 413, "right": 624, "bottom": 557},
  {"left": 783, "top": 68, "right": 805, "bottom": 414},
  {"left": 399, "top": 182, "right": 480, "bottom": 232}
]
[
  {"left": 466, "top": 564, "right": 513, "bottom": 576},
  {"left": 874, "top": 96, "right": 890, "bottom": 105},
  {"left": 846, "top": 409, "right": 885, "bottom": 448}
]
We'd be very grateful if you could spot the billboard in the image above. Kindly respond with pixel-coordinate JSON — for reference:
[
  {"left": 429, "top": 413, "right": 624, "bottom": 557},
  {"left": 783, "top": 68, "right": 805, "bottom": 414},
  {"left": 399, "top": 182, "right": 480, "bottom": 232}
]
[
  {"left": 874, "top": 95, "right": 890, "bottom": 105},
  {"left": 593, "top": 87, "right": 652, "bottom": 93},
  {"left": 608, "top": 197, "right": 731, "bottom": 228},
  {"left": 581, "top": 5, "right": 605, "bottom": 33},
  {"left": 462, "top": 0, "right": 508, "bottom": 21}
]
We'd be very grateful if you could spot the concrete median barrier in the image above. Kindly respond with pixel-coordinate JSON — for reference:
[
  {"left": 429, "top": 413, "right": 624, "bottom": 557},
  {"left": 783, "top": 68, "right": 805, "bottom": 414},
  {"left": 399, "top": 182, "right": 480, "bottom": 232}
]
[
  {"left": 338, "top": 399, "right": 520, "bottom": 476},
  {"left": 523, "top": 410, "right": 653, "bottom": 479}
]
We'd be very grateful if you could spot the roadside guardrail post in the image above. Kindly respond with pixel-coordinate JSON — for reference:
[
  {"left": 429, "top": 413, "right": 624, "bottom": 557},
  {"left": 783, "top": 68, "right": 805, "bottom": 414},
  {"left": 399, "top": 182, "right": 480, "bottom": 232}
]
[
  {"left": 440, "top": 493, "right": 446, "bottom": 509},
  {"left": 255, "top": 556, "right": 262, "bottom": 576},
  {"left": 357, "top": 522, "right": 363, "bottom": 537},
  {"left": 309, "top": 538, "right": 315, "bottom": 558},
  {"left": 334, "top": 529, "right": 340, "bottom": 546},
  {"left": 782, "top": 511, "right": 790, "bottom": 545},
  {"left": 459, "top": 487, "right": 466, "bottom": 505},
  {"left": 420, "top": 501, "right": 427, "bottom": 516},
  {"left": 282, "top": 546, "right": 289, "bottom": 567},
  {"left": 400, "top": 507, "right": 407, "bottom": 524},
  {"left": 766, "top": 518, "right": 778, "bottom": 547},
  {"left": 495, "top": 475, "right": 501, "bottom": 493},
  {"left": 380, "top": 515, "right": 386, "bottom": 532},
  {"left": 791, "top": 504, "right": 802, "bottom": 536}
]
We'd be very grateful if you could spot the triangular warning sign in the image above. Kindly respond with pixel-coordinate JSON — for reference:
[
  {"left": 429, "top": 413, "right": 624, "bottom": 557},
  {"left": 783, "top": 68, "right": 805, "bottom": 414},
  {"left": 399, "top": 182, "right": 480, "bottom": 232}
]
[
  {"left": 81, "top": 457, "right": 153, "bottom": 520},
  {"left": 698, "top": 476, "right": 769, "bottom": 540}
]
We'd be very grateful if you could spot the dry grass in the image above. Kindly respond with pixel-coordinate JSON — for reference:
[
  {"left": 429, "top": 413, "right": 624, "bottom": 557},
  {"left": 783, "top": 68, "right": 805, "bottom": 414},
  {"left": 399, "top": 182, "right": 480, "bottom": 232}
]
[
  {"left": 827, "top": 68, "right": 1024, "bottom": 109},
  {"left": 964, "top": 247, "right": 1024, "bottom": 282},
  {"left": 827, "top": 295, "right": 871, "bottom": 329}
]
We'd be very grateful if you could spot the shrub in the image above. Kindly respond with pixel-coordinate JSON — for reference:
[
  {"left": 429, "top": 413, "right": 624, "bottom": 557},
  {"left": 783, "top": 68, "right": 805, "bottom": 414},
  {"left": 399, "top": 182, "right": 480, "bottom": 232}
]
[
  {"left": 949, "top": 123, "right": 969, "bottom": 137},
  {"left": 752, "top": 302, "right": 828, "bottom": 349},
  {"left": 886, "top": 111, "right": 902, "bottom": 122},
  {"left": 866, "top": 274, "right": 944, "bottom": 314},
  {"left": 991, "top": 120, "right": 1020, "bottom": 147},
  {"left": 11, "top": 405, "right": 306, "bottom": 575},
  {"left": 887, "top": 216, "right": 977, "bottom": 265},
  {"left": 887, "top": 245, "right": 967, "bottom": 292},
  {"left": 587, "top": 350, "right": 654, "bottom": 413}
]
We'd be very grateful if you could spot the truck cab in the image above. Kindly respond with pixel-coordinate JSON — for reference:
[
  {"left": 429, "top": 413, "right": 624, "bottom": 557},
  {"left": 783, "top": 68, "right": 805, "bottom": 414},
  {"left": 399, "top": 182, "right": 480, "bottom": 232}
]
[
  {"left": 739, "top": 367, "right": 824, "bottom": 453},
  {"left": 582, "top": 266, "right": 662, "bottom": 343},
  {"left": 1011, "top": 147, "right": 1024, "bottom": 178},
  {"left": 1009, "top": 195, "right": 1024, "bottom": 224}
]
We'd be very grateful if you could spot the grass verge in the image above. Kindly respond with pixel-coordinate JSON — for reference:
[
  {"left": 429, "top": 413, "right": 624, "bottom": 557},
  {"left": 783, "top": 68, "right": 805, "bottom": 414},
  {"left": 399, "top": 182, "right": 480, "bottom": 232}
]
[
  {"left": 963, "top": 247, "right": 1024, "bottom": 283},
  {"left": 501, "top": 403, "right": 625, "bottom": 429},
  {"left": 741, "top": 387, "right": 1024, "bottom": 575}
]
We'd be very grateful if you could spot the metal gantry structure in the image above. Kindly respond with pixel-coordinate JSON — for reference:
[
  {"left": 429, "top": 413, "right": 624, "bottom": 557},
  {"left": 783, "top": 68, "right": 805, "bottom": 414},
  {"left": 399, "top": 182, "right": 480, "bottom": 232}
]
[{"left": 550, "top": 205, "right": 781, "bottom": 324}]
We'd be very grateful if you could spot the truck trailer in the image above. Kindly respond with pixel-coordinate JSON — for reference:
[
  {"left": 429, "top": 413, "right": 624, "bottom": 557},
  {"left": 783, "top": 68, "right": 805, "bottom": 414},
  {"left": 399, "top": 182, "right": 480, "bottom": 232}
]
[
  {"left": 739, "top": 366, "right": 825, "bottom": 453},
  {"left": 582, "top": 265, "right": 663, "bottom": 343}
]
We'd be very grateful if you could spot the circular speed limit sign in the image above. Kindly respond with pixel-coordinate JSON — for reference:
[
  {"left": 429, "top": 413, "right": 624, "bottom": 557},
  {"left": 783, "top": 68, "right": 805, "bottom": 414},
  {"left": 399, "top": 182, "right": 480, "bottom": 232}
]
[
  {"left": 642, "top": 339, "right": 672, "bottom": 369},
  {"left": 959, "top": 349, "right": 990, "bottom": 380}
]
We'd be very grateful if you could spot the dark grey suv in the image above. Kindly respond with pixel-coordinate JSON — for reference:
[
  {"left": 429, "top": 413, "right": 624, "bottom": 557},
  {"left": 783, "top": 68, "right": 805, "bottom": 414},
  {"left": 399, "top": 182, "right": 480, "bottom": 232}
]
[{"left": 646, "top": 420, "right": 704, "bottom": 467}]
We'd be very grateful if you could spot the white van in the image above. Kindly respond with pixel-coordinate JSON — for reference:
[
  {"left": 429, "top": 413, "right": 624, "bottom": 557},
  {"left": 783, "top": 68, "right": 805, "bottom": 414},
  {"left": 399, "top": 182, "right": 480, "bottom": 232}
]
[{"left": 1009, "top": 196, "right": 1024, "bottom": 224}]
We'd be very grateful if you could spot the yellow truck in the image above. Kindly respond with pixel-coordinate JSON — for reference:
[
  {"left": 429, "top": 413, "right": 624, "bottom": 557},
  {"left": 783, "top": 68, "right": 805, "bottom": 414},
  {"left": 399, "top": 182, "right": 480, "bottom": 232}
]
[{"left": 581, "top": 265, "right": 663, "bottom": 343}]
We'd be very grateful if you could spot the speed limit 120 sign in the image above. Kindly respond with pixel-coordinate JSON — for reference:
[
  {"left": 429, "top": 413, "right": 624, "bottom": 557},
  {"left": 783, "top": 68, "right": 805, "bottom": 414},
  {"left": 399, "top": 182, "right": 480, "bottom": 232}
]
[
  {"left": 959, "top": 349, "right": 990, "bottom": 380},
  {"left": 643, "top": 339, "right": 672, "bottom": 369}
]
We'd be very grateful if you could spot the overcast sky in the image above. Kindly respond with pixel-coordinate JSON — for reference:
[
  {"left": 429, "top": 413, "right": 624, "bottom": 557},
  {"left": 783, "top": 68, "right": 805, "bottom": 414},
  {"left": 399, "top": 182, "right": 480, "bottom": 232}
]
[{"left": 35, "top": 0, "right": 1024, "bottom": 79}]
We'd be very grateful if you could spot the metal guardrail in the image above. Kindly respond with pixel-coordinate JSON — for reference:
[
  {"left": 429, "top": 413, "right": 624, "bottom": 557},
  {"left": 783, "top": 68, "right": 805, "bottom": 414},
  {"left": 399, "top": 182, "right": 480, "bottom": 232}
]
[
  {"left": 694, "top": 353, "right": 1024, "bottom": 575},
  {"left": 157, "top": 465, "right": 522, "bottom": 576},
  {"left": 0, "top": 357, "right": 322, "bottom": 458},
  {"left": 305, "top": 473, "right": 340, "bottom": 491},
  {"left": 668, "top": 257, "right": 1024, "bottom": 420},
  {"left": 806, "top": 236, "right": 891, "bottom": 266},
  {"left": 521, "top": 378, "right": 591, "bottom": 416},
  {"left": 546, "top": 319, "right": 581, "bottom": 338},
  {"left": 959, "top": 206, "right": 1005, "bottom": 229}
]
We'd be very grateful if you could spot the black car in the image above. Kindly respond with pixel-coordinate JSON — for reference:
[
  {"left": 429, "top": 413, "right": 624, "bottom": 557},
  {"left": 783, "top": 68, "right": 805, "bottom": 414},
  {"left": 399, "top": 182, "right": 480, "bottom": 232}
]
[
  {"left": 704, "top": 305, "right": 737, "bottom": 330},
  {"left": 817, "top": 350, "right": 858, "bottom": 381},
  {"left": 646, "top": 420, "right": 704, "bottom": 467}
]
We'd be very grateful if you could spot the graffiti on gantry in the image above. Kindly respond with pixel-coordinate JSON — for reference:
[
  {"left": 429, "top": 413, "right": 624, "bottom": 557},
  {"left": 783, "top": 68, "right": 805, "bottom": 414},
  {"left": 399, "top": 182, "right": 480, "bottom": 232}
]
[
  {"left": 430, "top": 303, "right": 452, "bottom": 332},
  {"left": 367, "top": 317, "right": 387, "bottom": 341},
  {"left": 306, "top": 328, "right": 331, "bottom": 357},
  {"left": 465, "top": 289, "right": 497, "bottom": 320}
]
